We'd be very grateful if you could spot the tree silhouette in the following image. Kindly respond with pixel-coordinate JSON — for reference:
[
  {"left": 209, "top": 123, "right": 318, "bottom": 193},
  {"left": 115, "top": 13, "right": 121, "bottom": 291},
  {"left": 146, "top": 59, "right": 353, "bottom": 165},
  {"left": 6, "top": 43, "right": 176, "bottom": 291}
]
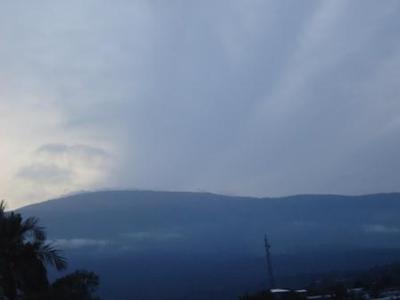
[
  {"left": 50, "top": 270, "right": 100, "bottom": 300},
  {"left": 0, "top": 200, "right": 67, "bottom": 300}
]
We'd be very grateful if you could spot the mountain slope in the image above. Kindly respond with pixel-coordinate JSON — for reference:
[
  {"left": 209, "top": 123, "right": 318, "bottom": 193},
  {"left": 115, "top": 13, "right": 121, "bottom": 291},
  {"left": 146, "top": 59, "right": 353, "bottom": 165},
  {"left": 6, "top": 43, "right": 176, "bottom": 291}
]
[{"left": 18, "top": 191, "right": 400, "bottom": 300}]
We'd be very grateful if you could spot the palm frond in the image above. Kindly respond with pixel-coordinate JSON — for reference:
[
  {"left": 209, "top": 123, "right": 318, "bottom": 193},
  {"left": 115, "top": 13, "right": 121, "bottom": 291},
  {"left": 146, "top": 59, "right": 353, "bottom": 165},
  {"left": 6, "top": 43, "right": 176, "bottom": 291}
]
[
  {"left": 37, "top": 243, "right": 68, "bottom": 271},
  {"left": 21, "top": 217, "right": 47, "bottom": 242}
]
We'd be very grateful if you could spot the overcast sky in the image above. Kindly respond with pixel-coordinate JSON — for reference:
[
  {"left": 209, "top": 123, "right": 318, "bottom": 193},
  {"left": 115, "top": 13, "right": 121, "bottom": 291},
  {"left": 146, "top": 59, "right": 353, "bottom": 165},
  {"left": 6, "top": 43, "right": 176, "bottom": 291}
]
[{"left": 1, "top": 0, "right": 400, "bottom": 208}]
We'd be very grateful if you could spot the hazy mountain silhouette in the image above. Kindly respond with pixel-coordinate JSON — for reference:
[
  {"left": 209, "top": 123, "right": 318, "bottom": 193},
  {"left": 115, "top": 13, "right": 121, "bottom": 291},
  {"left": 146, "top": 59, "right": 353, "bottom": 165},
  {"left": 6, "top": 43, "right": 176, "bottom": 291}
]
[{"left": 18, "top": 191, "right": 400, "bottom": 300}]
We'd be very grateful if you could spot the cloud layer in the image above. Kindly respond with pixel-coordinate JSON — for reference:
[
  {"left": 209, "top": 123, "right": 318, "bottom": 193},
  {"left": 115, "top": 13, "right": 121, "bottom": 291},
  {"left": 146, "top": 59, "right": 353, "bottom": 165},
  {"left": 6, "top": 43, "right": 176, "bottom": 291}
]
[{"left": 1, "top": 0, "right": 400, "bottom": 207}]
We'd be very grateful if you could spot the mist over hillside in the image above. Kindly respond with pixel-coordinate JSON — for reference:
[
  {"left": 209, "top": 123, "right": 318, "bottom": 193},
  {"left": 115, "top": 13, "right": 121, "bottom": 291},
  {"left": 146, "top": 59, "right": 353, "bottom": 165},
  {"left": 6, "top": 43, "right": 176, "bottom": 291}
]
[{"left": 18, "top": 191, "right": 400, "bottom": 300}]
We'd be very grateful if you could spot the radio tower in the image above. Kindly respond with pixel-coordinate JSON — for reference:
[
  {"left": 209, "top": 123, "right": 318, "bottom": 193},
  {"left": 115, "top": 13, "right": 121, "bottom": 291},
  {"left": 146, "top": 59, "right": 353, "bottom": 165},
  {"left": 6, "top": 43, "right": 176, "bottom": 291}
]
[{"left": 264, "top": 234, "right": 276, "bottom": 289}]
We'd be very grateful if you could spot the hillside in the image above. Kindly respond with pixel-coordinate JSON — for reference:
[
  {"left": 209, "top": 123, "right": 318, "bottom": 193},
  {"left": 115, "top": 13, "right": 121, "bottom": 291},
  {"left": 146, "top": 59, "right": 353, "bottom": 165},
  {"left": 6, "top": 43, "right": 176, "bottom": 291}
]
[{"left": 18, "top": 191, "right": 400, "bottom": 300}]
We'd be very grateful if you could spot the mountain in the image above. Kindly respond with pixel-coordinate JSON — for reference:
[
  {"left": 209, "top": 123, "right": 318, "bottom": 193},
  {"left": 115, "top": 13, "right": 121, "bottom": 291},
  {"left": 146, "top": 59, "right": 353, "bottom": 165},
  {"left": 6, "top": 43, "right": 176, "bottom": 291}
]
[{"left": 18, "top": 191, "right": 400, "bottom": 300}]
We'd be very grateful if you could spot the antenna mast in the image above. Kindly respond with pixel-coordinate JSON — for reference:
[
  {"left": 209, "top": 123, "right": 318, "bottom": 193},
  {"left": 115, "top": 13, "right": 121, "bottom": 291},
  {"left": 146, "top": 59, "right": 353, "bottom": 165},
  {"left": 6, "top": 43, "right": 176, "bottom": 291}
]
[{"left": 264, "top": 234, "right": 276, "bottom": 289}]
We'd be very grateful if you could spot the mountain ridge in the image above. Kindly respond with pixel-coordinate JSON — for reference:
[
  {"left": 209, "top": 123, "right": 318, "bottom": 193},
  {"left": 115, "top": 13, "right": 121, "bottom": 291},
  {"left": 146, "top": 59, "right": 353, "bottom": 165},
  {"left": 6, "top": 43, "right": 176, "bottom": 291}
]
[{"left": 18, "top": 189, "right": 400, "bottom": 211}]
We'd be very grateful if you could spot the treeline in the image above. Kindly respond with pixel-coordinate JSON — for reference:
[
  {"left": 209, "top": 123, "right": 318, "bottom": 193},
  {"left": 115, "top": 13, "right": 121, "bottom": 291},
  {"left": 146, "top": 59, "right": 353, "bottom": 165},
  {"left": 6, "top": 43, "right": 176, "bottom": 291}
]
[{"left": 0, "top": 201, "right": 100, "bottom": 300}]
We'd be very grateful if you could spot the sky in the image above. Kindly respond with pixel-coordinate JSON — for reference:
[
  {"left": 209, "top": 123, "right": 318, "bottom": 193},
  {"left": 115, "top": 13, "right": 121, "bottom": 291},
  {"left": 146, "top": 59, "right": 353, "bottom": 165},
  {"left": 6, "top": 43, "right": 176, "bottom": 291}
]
[{"left": 1, "top": 0, "right": 400, "bottom": 208}]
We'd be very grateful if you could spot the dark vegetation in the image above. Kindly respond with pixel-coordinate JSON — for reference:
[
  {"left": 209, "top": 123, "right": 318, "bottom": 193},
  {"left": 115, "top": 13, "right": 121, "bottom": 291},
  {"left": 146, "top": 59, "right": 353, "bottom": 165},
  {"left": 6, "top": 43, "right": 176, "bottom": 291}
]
[{"left": 0, "top": 201, "right": 100, "bottom": 300}]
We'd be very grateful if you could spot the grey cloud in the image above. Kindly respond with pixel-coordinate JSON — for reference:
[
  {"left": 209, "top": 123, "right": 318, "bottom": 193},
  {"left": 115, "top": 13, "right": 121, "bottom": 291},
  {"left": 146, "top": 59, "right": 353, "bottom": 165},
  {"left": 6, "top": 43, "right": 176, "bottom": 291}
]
[
  {"left": 17, "top": 164, "right": 72, "bottom": 184},
  {"left": 121, "top": 231, "right": 183, "bottom": 242},
  {"left": 110, "top": 0, "right": 400, "bottom": 196},
  {"left": 364, "top": 224, "right": 400, "bottom": 234},
  {"left": 37, "top": 143, "right": 109, "bottom": 163},
  {"left": 12, "top": 143, "right": 111, "bottom": 202},
  {"left": 52, "top": 238, "right": 110, "bottom": 249},
  {"left": 2, "top": 0, "right": 400, "bottom": 204}
]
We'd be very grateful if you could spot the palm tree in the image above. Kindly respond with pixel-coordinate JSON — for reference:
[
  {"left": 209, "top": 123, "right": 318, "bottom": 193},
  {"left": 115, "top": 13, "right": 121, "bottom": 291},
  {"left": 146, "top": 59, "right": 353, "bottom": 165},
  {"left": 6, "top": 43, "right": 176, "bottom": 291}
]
[{"left": 0, "top": 200, "right": 67, "bottom": 300}]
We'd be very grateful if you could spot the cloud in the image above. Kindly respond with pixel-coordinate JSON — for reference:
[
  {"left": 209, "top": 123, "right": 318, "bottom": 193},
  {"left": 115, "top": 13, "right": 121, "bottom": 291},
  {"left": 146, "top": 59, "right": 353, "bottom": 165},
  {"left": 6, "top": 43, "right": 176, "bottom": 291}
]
[
  {"left": 52, "top": 238, "right": 110, "bottom": 249},
  {"left": 50, "top": 233, "right": 182, "bottom": 251},
  {"left": 17, "top": 164, "right": 72, "bottom": 184},
  {"left": 37, "top": 143, "right": 108, "bottom": 157},
  {"left": 1, "top": 0, "right": 400, "bottom": 207},
  {"left": 364, "top": 224, "right": 400, "bottom": 234},
  {"left": 121, "top": 231, "right": 183, "bottom": 242},
  {"left": 9, "top": 143, "right": 111, "bottom": 207},
  {"left": 37, "top": 143, "right": 109, "bottom": 167}
]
